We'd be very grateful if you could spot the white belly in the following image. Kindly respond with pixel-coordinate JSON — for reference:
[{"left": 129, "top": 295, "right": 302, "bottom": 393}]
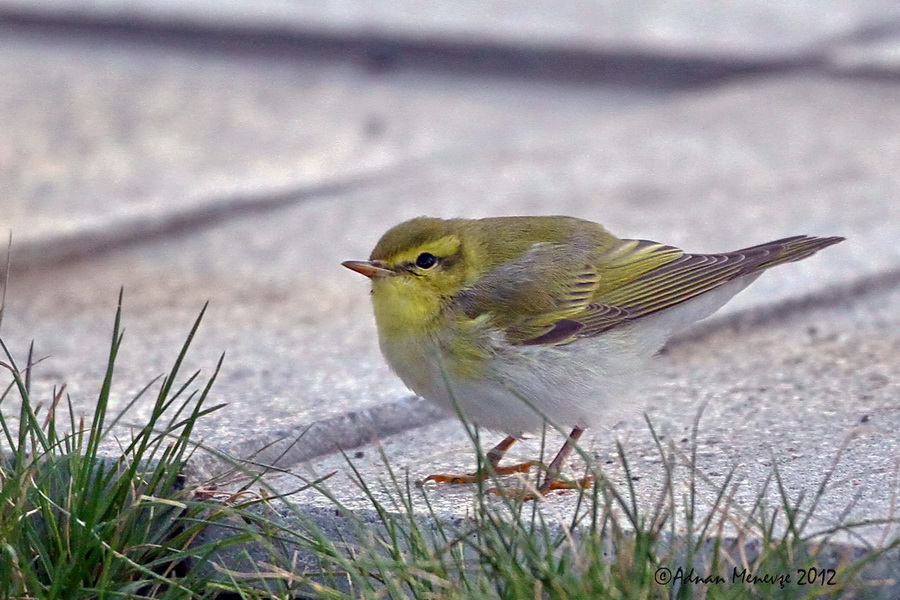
[{"left": 380, "top": 324, "right": 646, "bottom": 436}]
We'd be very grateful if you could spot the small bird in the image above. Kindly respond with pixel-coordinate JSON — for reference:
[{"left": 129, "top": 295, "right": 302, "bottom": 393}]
[{"left": 343, "top": 216, "right": 843, "bottom": 497}]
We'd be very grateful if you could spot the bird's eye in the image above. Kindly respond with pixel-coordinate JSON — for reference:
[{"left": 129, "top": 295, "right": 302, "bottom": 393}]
[{"left": 415, "top": 252, "right": 438, "bottom": 269}]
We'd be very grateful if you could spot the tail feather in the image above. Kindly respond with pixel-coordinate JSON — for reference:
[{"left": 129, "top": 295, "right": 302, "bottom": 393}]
[{"left": 740, "top": 235, "right": 845, "bottom": 269}]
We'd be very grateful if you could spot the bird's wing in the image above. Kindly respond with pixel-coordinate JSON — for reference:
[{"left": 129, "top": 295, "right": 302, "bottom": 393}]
[
  {"left": 452, "top": 238, "right": 683, "bottom": 345},
  {"left": 515, "top": 235, "right": 843, "bottom": 345}
]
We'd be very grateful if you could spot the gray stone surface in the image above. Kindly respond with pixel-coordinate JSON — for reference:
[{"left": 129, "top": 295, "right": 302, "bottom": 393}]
[
  {"left": 0, "top": 1, "right": 897, "bottom": 590},
  {"left": 0, "top": 23, "right": 644, "bottom": 260}
]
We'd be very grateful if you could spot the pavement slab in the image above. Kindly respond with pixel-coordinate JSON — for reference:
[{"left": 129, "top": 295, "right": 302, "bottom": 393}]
[{"left": 0, "top": 22, "right": 647, "bottom": 261}]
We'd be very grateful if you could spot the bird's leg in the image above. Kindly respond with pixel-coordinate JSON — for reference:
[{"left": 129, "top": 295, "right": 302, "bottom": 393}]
[
  {"left": 485, "top": 435, "right": 518, "bottom": 468},
  {"left": 536, "top": 427, "right": 593, "bottom": 493},
  {"left": 487, "top": 427, "right": 593, "bottom": 500},
  {"left": 422, "top": 435, "right": 539, "bottom": 485}
]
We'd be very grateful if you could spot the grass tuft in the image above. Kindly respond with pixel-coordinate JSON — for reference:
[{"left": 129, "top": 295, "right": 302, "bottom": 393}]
[{"left": 0, "top": 292, "right": 244, "bottom": 599}]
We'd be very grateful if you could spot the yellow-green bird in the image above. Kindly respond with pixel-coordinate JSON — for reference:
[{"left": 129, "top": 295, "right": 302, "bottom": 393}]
[{"left": 343, "top": 216, "right": 843, "bottom": 497}]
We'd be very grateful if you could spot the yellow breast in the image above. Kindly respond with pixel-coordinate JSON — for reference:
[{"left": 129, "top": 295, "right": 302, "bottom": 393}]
[{"left": 371, "top": 276, "right": 491, "bottom": 388}]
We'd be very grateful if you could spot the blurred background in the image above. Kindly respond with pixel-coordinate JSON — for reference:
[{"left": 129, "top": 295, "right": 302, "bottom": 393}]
[{"left": 0, "top": 1, "right": 898, "bottom": 446}]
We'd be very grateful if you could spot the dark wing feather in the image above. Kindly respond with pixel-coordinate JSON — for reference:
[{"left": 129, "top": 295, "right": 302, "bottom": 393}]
[{"left": 518, "top": 235, "right": 844, "bottom": 344}]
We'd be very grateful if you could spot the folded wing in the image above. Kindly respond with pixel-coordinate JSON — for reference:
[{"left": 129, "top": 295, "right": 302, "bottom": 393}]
[{"left": 517, "top": 235, "right": 843, "bottom": 345}]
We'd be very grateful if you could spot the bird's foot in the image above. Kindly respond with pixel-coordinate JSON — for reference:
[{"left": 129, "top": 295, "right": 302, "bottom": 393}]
[
  {"left": 422, "top": 460, "right": 541, "bottom": 485},
  {"left": 489, "top": 475, "right": 593, "bottom": 501}
]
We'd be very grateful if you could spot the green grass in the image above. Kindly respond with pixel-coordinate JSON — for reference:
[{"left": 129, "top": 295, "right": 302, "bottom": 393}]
[
  {"left": 0, "top": 295, "right": 897, "bottom": 599},
  {"left": 0, "top": 292, "right": 233, "bottom": 598}
]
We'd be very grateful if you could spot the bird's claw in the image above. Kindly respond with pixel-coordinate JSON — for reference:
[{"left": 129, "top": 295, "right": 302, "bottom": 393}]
[{"left": 421, "top": 460, "right": 542, "bottom": 486}]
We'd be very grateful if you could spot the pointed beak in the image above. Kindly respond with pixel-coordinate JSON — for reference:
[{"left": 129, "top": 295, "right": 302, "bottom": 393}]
[{"left": 342, "top": 260, "right": 395, "bottom": 279}]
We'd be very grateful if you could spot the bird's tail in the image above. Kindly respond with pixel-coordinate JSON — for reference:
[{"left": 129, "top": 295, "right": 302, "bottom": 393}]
[{"left": 731, "top": 235, "right": 845, "bottom": 270}]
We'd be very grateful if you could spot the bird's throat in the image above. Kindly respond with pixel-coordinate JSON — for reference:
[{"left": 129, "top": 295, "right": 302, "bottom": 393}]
[{"left": 371, "top": 277, "right": 444, "bottom": 340}]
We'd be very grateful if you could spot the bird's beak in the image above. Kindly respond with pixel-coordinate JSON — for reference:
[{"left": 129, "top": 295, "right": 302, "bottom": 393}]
[{"left": 342, "top": 260, "right": 395, "bottom": 279}]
